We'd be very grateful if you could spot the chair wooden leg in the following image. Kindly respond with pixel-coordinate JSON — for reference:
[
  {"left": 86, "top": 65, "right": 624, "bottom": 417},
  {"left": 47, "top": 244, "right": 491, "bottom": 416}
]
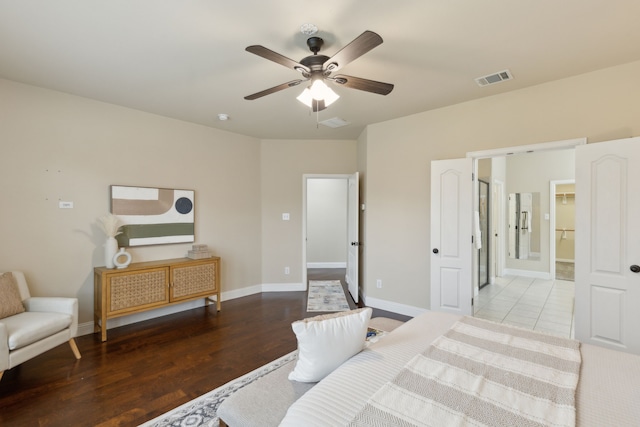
[{"left": 69, "top": 338, "right": 81, "bottom": 359}]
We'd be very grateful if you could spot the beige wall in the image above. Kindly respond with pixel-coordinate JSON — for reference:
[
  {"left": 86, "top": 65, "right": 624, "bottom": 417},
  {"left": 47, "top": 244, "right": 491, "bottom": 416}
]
[
  {"left": 306, "top": 179, "right": 348, "bottom": 265},
  {"left": 0, "top": 78, "right": 263, "bottom": 325},
  {"left": 259, "top": 139, "right": 357, "bottom": 287},
  {"left": 3, "top": 58, "right": 640, "bottom": 325},
  {"left": 362, "top": 60, "right": 640, "bottom": 312}
]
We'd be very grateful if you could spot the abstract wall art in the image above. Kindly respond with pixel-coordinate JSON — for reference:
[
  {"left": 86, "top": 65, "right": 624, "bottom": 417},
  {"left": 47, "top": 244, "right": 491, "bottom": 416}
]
[{"left": 110, "top": 185, "right": 195, "bottom": 247}]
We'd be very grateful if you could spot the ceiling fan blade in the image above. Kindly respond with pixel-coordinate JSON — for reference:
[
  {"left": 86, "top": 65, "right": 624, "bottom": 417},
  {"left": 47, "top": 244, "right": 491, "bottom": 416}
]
[
  {"left": 246, "top": 45, "right": 310, "bottom": 74},
  {"left": 323, "top": 31, "right": 383, "bottom": 73},
  {"left": 244, "top": 80, "right": 305, "bottom": 100},
  {"left": 331, "top": 75, "right": 394, "bottom": 95}
]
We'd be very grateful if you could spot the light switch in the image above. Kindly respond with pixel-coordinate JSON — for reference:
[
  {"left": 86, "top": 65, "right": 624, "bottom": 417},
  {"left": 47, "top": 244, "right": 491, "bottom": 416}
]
[
  {"left": 59, "top": 201, "right": 74, "bottom": 209},
  {"left": 282, "top": 213, "right": 290, "bottom": 221}
]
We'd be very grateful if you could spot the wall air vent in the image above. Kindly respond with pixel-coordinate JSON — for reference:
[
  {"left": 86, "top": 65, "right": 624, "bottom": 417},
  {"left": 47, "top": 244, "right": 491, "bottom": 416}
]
[{"left": 475, "top": 69, "right": 513, "bottom": 87}]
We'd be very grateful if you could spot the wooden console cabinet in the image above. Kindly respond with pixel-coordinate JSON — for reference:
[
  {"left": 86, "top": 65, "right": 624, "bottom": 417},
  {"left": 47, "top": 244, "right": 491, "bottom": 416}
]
[{"left": 94, "top": 257, "right": 220, "bottom": 341}]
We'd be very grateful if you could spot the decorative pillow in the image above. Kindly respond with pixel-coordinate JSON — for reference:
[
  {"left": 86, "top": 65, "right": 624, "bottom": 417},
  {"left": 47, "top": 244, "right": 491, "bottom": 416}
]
[
  {"left": 288, "top": 307, "right": 372, "bottom": 383},
  {"left": 0, "top": 272, "right": 25, "bottom": 319}
]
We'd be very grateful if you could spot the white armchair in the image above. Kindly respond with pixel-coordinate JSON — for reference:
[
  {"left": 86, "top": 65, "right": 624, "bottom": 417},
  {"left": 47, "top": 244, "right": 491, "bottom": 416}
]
[{"left": 0, "top": 271, "right": 81, "bottom": 380}]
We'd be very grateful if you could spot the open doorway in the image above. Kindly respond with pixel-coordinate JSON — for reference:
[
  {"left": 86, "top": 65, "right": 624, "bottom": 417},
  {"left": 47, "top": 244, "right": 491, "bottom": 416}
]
[
  {"left": 306, "top": 178, "right": 348, "bottom": 272},
  {"left": 468, "top": 140, "right": 581, "bottom": 337},
  {"left": 302, "top": 175, "right": 359, "bottom": 304},
  {"left": 551, "top": 180, "right": 575, "bottom": 281}
]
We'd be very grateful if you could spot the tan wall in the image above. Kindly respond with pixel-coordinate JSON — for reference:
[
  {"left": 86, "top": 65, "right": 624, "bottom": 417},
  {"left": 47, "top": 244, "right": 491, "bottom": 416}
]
[
  {"left": 362, "top": 60, "right": 640, "bottom": 311},
  {"left": 0, "top": 79, "right": 263, "bottom": 325},
  {"left": 4, "top": 58, "right": 640, "bottom": 323},
  {"left": 259, "top": 139, "right": 357, "bottom": 286},
  {"left": 306, "top": 179, "right": 348, "bottom": 264}
]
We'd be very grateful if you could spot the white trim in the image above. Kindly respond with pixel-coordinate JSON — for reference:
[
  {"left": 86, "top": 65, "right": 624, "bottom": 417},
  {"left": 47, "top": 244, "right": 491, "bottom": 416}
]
[
  {"left": 556, "top": 258, "right": 575, "bottom": 263},
  {"left": 503, "top": 268, "right": 551, "bottom": 280},
  {"left": 364, "top": 296, "right": 427, "bottom": 318},
  {"left": 78, "top": 321, "right": 96, "bottom": 336},
  {"left": 261, "top": 282, "right": 306, "bottom": 292},
  {"left": 306, "top": 262, "right": 347, "bottom": 268},
  {"left": 222, "top": 284, "right": 263, "bottom": 300},
  {"left": 79, "top": 283, "right": 303, "bottom": 337},
  {"left": 466, "top": 137, "right": 586, "bottom": 159}
]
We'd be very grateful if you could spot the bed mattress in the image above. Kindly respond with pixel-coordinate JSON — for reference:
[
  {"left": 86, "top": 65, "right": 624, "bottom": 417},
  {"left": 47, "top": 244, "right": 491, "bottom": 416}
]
[{"left": 278, "top": 311, "right": 640, "bottom": 426}]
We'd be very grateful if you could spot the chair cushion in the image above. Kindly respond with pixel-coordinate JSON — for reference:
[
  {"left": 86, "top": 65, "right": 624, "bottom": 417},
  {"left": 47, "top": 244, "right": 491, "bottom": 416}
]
[
  {"left": 2, "top": 312, "right": 72, "bottom": 350},
  {"left": 0, "top": 272, "right": 25, "bottom": 319}
]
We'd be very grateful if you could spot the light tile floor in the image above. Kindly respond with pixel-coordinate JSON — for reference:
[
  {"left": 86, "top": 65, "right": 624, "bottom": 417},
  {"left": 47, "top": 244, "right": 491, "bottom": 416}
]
[{"left": 474, "top": 275, "right": 575, "bottom": 338}]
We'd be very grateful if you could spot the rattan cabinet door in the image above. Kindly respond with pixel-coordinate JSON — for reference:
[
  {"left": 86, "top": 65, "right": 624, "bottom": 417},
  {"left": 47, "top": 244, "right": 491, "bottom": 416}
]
[
  {"left": 107, "top": 267, "right": 170, "bottom": 315},
  {"left": 171, "top": 260, "right": 217, "bottom": 302}
]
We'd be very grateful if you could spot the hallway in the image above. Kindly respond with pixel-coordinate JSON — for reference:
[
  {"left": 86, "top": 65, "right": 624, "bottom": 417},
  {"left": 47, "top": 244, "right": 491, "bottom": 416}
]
[{"left": 474, "top": 275, "right": 575, "bottom": 338}]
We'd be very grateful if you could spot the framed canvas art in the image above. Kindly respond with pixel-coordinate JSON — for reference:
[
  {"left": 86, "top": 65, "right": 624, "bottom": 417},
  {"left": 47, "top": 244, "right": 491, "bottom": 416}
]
[{"left": 110, "top": 185, "right": 195, "bottom": 247}]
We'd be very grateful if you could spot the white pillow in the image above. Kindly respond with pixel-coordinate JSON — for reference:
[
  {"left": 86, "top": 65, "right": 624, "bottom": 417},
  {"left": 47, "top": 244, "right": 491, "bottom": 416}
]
[{"left": 288, "top": 307, "right": 372, "bottom": 383}]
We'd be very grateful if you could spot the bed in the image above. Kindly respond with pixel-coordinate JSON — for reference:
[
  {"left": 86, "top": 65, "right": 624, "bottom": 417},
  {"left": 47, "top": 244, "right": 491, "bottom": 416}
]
[{"left": 278, "top": 311, "right": 640, "bottom": 426}]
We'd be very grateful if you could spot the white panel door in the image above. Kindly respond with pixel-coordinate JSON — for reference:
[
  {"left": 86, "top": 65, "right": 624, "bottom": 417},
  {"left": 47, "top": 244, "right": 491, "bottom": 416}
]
[
  {"left": 346, "top": 172, "right": 359, "bottom": 303},
  {"left": 575, "top": 137, "right": 640, "bottom": 354},
  {"left": 431, "top": 158, "right": 473, "bottom": 315}
]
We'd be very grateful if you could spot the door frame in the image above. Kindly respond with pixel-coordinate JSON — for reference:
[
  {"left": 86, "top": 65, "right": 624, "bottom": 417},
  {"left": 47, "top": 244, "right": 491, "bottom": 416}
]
[
  {"left": 492, "top": 179, "right": 505, "bottom": 282},
  {"left": 302, "top": 174, "right": 352, "bottom": 291},
  {"left": 464, "top": 138, "right": 586, "bottom": 301}
]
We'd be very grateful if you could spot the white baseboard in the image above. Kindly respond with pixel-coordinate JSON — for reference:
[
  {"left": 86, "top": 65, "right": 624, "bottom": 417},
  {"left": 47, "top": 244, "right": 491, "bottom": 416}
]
[
  {"left": 503, "top": 268, "right": 551, "bottom": 280},
  {"left": 261, "top": 282, "right": 306, "bottom": 292},
  {"left": 363, "top": 296, "right": 427, "bottom": 318},
  {"left": 556, "top": 258, "right": 575, "bottom": 263},
  {"left": 80, "top": 282, "right": 306, "bottom": 337},
  {"left": 306, "top": 262, "right": 346, "bottom": 269}
]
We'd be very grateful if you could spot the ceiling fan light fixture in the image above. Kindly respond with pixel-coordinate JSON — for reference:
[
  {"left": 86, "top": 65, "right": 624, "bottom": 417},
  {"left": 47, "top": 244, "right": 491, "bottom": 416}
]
[
  {"left": 309, "top": 79, "right": 331, "bottom": 100},
  {"left": 296, "top": 84, "right": 339, "bottom": 108}
]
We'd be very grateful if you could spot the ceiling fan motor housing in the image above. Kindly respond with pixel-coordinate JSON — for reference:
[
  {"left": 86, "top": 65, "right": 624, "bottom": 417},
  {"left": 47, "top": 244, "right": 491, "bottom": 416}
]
[{"left": 306, "top": 36, "right": 324, "bottom": 54}]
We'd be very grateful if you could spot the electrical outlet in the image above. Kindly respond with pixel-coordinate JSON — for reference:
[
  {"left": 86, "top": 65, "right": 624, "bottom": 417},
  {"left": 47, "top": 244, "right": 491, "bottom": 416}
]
[
  {"left": 376, "top": 279, "right": 382, "bottom": 289},
  {"left": 284, "top": 266, "right": 290, "bottom": 275}
]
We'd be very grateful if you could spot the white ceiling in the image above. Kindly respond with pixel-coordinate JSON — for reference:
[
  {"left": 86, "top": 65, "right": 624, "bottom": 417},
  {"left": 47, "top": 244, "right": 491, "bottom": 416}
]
[{"left": 1, "top": 1, "right": 639, "bottom": 140}]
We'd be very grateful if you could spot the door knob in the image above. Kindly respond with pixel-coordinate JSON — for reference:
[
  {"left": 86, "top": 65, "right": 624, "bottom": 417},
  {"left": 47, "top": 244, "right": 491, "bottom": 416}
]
[
  {"left": 631, "top": 265, "right": 640, "bottom": 273},
  {"left": 351, "top": 242, "right": 360, "bottom": 246},
  {"left": 433, "top": 248, "right": 439, "bottom": 254}
]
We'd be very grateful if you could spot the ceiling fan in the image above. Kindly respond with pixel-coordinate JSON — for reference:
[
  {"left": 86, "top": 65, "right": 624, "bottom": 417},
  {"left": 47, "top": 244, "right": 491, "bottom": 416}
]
[{"left": 244, "top": 30, "right": 394, "bottom": 112}]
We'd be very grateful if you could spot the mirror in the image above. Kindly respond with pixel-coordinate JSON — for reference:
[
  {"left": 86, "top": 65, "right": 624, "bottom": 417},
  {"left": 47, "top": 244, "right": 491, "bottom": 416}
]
[{"left": 508, "top": 192, "right": 540, "bottom": 260}]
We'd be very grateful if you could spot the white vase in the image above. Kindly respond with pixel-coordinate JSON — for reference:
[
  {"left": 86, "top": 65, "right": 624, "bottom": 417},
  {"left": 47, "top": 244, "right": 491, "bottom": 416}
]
[
  {"left": 104, "top": 237, "right": 118, "bottom": 269},
  {"left": 113, "top": 247, "right": 132, "bottom": 269}
]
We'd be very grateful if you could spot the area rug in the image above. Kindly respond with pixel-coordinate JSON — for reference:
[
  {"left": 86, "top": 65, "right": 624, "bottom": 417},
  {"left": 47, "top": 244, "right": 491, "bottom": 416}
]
[
  {"left": 138, "top": 351, "right": 298, "bottom": 427},
  {"left": 306, "top": 280, "right": 350, "bottom": 312}
]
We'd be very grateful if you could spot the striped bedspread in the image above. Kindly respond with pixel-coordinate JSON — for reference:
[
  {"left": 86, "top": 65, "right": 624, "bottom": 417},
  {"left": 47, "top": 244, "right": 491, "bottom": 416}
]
[{"left": 349, "top": 316, "right": 581, "bottom": 427}]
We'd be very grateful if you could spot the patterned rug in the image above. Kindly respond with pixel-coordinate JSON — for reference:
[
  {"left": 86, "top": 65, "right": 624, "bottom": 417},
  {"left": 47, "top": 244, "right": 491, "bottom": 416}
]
[
  {"left": 306, "top": 280, "right": 350, "bottom": 312},
  {"left": 138, "top": 351, "right": 298, "bottom": 427}
]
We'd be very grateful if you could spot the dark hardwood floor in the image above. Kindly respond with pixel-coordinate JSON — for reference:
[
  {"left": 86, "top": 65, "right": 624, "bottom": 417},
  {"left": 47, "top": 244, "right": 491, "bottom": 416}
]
[{"left": 0, "top": 269, "right": 410, "bottom": 426}]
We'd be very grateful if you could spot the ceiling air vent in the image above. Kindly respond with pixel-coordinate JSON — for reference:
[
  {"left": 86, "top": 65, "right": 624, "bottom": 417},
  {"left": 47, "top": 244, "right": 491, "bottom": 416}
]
[
  {"left": 319, "top": 117, "right": 350, "bottom": 128},
  {"left": 475, "top": 69, "right": 513, "bottom": 87}
]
